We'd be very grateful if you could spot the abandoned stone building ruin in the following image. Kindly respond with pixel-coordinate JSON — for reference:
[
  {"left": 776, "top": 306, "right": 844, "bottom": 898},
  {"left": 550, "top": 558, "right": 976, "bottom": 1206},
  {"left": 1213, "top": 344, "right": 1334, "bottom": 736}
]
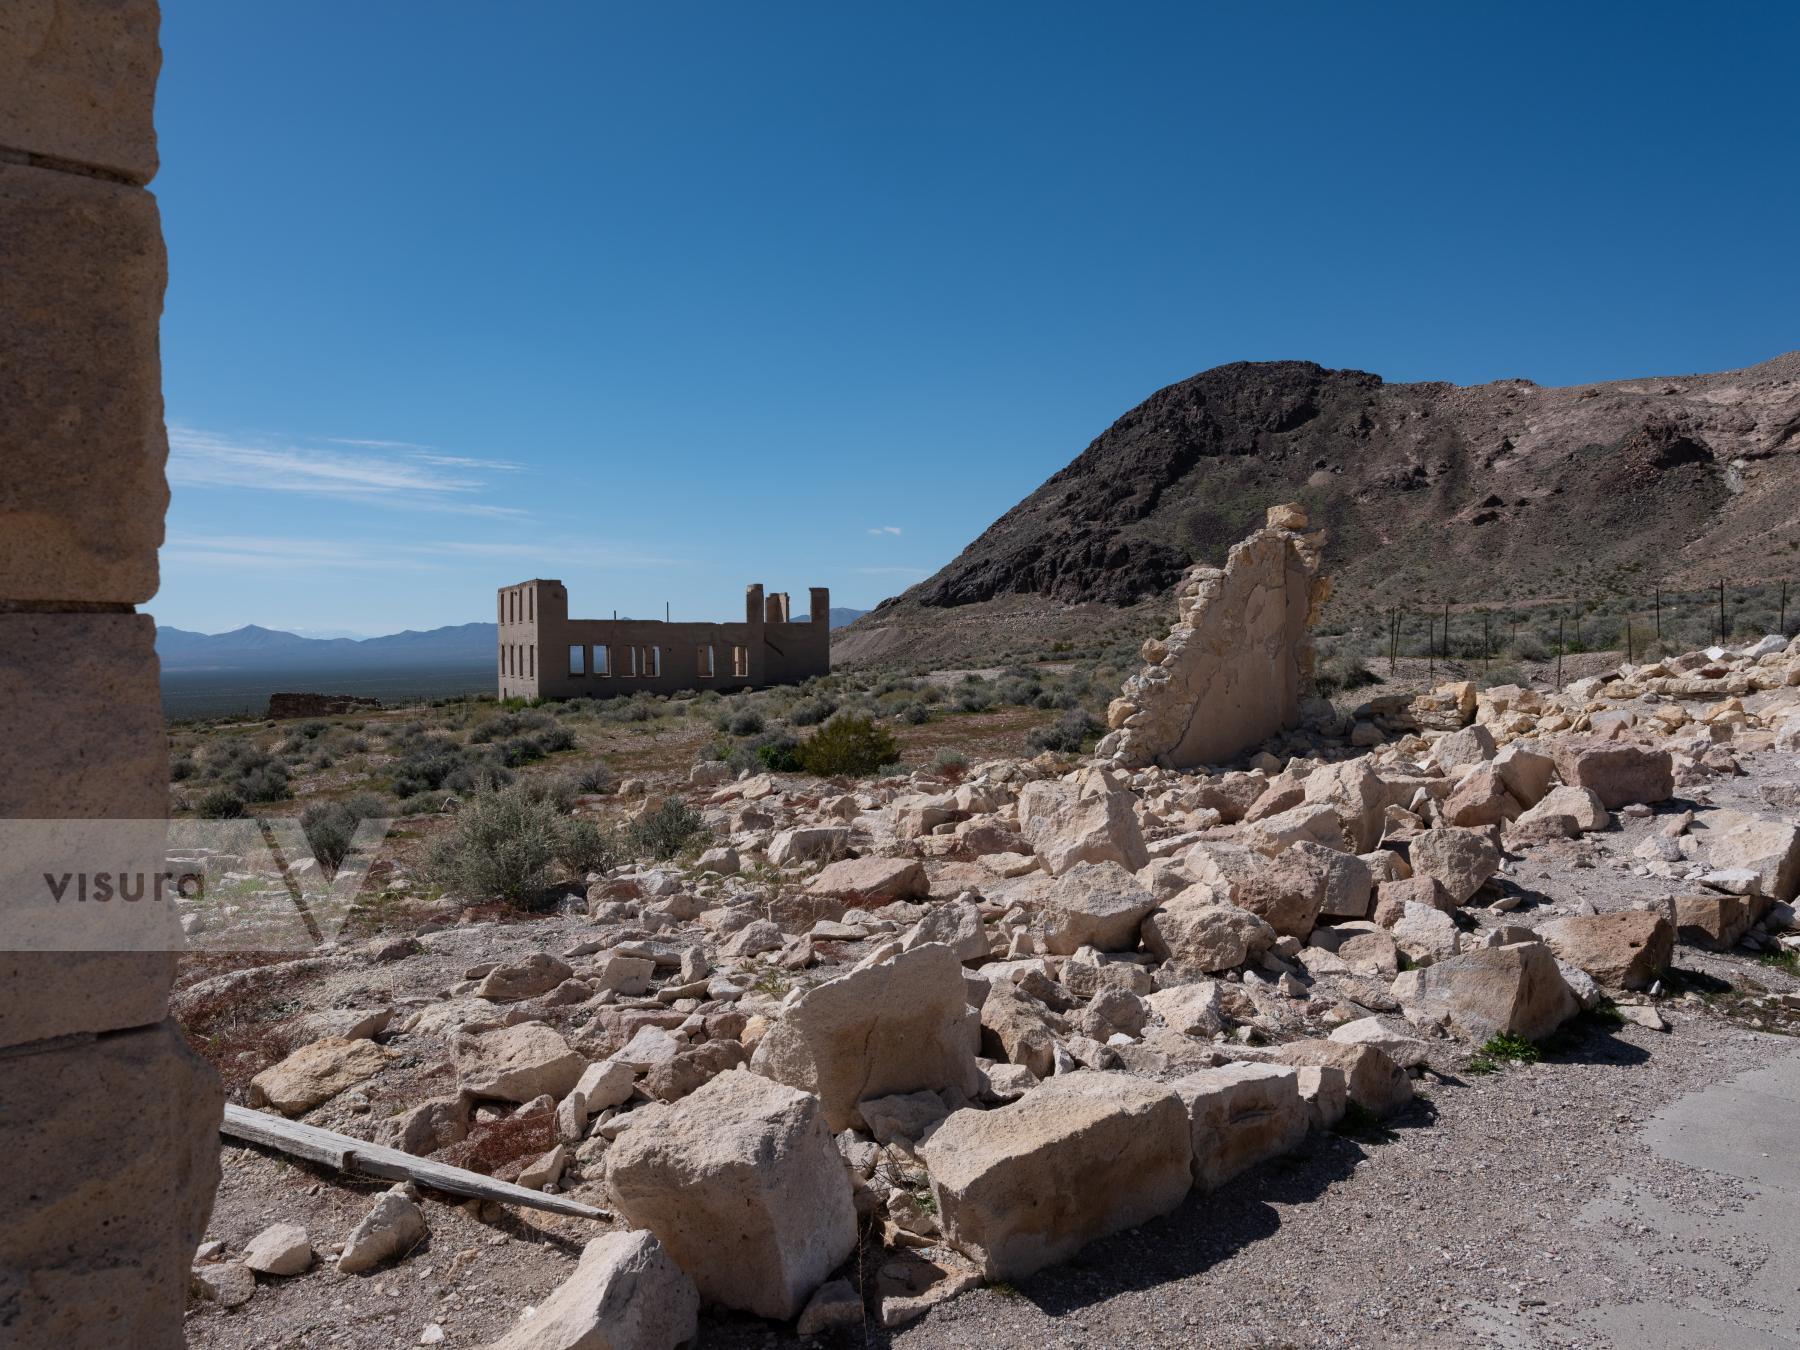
[{"left": 497, "top": 580, "right": 832, "bottom": 700}]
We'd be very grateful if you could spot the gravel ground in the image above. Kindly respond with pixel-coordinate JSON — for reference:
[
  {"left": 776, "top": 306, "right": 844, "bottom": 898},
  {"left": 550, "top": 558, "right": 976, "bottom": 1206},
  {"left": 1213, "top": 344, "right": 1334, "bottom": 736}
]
[{"left": 184, "top": 711, "right": 1800, "bottom": 1349}]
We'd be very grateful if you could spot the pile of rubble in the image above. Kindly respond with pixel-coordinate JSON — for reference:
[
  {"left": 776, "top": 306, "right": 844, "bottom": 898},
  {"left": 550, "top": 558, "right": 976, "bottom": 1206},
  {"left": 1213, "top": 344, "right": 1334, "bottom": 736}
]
[{"left": 197, "top": 629, "right": 1800, "bottom": 1346}]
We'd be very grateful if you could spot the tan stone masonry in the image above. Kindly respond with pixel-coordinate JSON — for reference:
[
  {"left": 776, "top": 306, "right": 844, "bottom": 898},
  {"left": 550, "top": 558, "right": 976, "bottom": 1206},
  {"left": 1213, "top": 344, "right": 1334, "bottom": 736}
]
[{"left": 1, "top": 5, "right": 223, "bottom": 1345}]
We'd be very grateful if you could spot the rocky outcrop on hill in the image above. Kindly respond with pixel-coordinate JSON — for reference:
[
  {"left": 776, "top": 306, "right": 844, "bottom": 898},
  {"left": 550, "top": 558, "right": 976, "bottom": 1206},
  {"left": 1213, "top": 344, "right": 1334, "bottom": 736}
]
[{"left": 841, "top": 352, "right": 1800, "bottom": 666}]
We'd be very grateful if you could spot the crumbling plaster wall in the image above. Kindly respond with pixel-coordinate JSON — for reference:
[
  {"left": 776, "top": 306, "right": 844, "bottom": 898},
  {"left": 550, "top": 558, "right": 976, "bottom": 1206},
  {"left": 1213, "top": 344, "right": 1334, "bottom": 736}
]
[
  {"left": 1, "top": 3, "right": 223, "bottom": 1345},
  {"left": 1099, "top": 504, "right": 1328, "bottom": 770}
]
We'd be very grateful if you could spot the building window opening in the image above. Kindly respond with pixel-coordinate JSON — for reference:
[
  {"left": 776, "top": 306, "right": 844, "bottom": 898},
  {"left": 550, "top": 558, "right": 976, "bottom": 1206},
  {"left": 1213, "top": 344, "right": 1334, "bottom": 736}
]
[
  {"left": 731, "top": 645, "right": 749, "bottom": 678},
  {"left": 697, "top": 644, "right": 715, "bottom": 678},
  {"left": 569, "top": 644, "right": 585, "bottom": 676},
  {"left": 595, "top": 644, "right": 611, "bottom": 677}
]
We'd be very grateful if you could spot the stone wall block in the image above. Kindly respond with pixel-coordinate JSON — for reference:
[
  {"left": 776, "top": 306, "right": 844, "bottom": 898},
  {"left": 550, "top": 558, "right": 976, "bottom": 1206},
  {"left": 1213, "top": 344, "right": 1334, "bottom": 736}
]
[
  {"left": 0, "top": 1020, "right": 222, "bottom": 1349},
  {"left": 0, "top": 611, "right": 173, "bottom": 1048},
  {"left": 0, "top": 0, "right": 162, "bottom": 182},
  {"left": 0, "top": 162, "right": 168, "bottom": 603}
]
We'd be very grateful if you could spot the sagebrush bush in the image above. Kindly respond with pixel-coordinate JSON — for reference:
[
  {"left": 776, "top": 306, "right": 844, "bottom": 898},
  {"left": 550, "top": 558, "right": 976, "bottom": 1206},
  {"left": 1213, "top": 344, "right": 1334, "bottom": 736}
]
[
  {"left": 1026, "top": 708, "right": 1104, "bottom": 754},
  {"left": 300, "top": 791, "right": 388, "bottom": 875},
  {"left": 727, "top": 709, "right": 766, "bottom": 737},
  {"left": 798, "top": 715, "right": 899, "bottom": 777},
  {"left": 195, "top": 787, "right": 245, "bottom": 819},
  {"left": 572, "top": 761, "right": 617, "bottom": 794},
  {"left": 427, "top": 786, "right": 561, "bottom": 904},
  {"left": 623, "top": 800, "right": 707, "bottom": 860},
  {"left": 554, "top": 817, "right": 620, "bottom": 874},
  {"left": 930, "top": 747, "right": 970, "bottom": 780}
]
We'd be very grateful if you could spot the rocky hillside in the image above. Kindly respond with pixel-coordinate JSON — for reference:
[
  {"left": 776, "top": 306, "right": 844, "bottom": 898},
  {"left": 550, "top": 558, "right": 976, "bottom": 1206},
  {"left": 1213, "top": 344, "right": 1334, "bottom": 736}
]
[{"left": 838, "top": 353, "right": 1800, "bottom": 667}]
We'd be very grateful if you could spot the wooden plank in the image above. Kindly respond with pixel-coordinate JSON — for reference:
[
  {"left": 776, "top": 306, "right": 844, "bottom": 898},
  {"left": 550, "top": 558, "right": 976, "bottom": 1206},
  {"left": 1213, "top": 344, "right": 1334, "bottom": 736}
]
[{"left": 221, "top": 1103, "right": 610, "bottom": 1221}]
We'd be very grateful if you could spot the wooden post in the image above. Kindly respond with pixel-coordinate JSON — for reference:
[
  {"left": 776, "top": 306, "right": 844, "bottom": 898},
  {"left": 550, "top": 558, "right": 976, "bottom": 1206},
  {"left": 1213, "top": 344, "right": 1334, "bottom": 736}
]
[
  {"left": 1428, "top": 616, "right": 1435, "bottom": 683},
  {"left": 1627, "top": 616, "right": 1634, "bottom": 663},
  {"left": 1718, "top": 578, "right": 1726, "bottom": 643},
  {"left": 1483, "top": 611, "right": 1491, "bottom": 676},
  {"left": 1442, "top": 599, "right": 1451, "bottom": 665},
  {"left": 1556, "top": 616, "right": 1564, "bottom": 690},
  {"left": 1782, "top": 580, "right": 1788, "bottom": 635},
  {"left": 1654, "top": 586, "right": 1661, "bottom": 640}
]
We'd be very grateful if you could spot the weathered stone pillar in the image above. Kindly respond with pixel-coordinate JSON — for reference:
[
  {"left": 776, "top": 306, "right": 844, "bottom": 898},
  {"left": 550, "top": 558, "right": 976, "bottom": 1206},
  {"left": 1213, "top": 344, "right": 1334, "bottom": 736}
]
[{"left": 1, "top": 4, "right": 223, "bottom": 1345}]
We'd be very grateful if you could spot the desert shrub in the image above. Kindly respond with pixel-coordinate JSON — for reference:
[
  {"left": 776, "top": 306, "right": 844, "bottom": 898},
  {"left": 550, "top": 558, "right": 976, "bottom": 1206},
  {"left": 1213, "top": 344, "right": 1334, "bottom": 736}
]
[
  {"left": 572, "top": 761, "right": 616, "bottom": 794},
  {"left": 954, "top": 687, "right": 993, "bottom": 713},
  {"left": 535, "top": 725, "right": 577, "bottom": 754},
  {"left": 789, "top": 697, "right": 835, "bottom": 727},
  {"left": 442, "top": 759, "right": 514, "bottom": 795},
  {"left": 517, "top": 774, "right": 579, "bottom": 815},
  {"left": 726, "top": 730, "right": 801, "bottom": 774},
  {"left": 900, "top": 701, "right": 933, "bottom": 725},
  {"left": 1313, "top": 648, "right": 1380, "bottom": 696},
  {"left": 469, "top": 710, "right": 554, "bottom": 744},
  {"left": 236, "top": 761, "right": 291, "bottom": 803},
  {"left": 395, "top": 790, "right": 450, "bottom": 815},
  {"left": 427, "top": 785, "right": 561, "bottom": 904},
  {"left": 930, "top": 747, "right": 970, "bottom": 780},
  {"left": 797, "top": 715, "right": 900, "bottom": 777},
  {"left": 623, "top": 800, "right": 707, "bottom": 861},
  {"left": 301, "top": 792, "right": 389, "bottom": 875},
  {"left": 496, "top": 735, "right": 548, "bottom": 768},
  {"left": 195, "top": 787, "right": 245, "bottom": 819},
  {"left": 1026, "top": 708, "right": 1104, "bottom": 754},
  {"left": 727, "top": 709, "right": 766, "bottom": 737},
  {"left": 170, "top": 755, "right": 196, "bottom": 782},
  {"left": 554, "top": 817, "right": 621, "bottom": 874}
]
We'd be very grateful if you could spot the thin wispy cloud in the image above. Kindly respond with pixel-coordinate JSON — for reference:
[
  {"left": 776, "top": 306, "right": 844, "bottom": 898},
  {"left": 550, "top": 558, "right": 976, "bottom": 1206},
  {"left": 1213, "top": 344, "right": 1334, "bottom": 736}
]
[
  {"left": 326, "top": 436, "right": 433, "bottom": 450},
  {"left": 867, "top": 525, "right": 904, "bottom": 536},
  {"left": 168, "top": 425, "right": 528, "bottom": 517},
  {"left": 163, "top": 533, "right": 677, "bottom": 574}
]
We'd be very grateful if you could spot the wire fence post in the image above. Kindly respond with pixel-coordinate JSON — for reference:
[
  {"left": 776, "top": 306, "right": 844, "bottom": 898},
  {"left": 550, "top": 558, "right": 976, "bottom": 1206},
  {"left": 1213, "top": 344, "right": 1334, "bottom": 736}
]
[
  {"left": 1428, "top": 616, "right": 1436, "bottom": 684},
  {"left": 1718, "top": 578, "right": 1726, "bottom": 644},
  {"left": 1556, "top": 615, "right": 1564, "bottom": 690}
]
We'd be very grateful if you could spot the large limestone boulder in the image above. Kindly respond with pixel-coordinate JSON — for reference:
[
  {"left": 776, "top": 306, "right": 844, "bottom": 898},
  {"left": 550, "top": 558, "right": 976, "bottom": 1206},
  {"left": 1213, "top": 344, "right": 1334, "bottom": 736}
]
[
  {"left": 480, "top": 1230, "right": 698, "bottom": 1350},
  {"left": 978, "top": 982, "right": 1062, "bottom": 1078},
  {"left": 1549, "top": 739, "right": 1674, "bottom": 809},
  {"left": 1141, "top": 891, "right": 1277, "bottom": 971},
  {"left": 1033, "top": 861, "right": 1159, "bottom": 954},
  {"left": 1303, "top": 759, "right": 1387, "bottom": 853},
  {"left": 247, "top": 1036, "right": 392, "bottom": 1116},
  {"left": 806, "top": 856, "right": 927, "bottom": 901},
  {"left": 605, "top": 1070, "right": 856, "bottom": 1320},
  {"left": 1697, "top": 810, "right": 1800, "bottom": 902},
  {"left": 1493, "top": 743, "right": 1557, "bottom": 807},
  {"left": 1537, "top": 912, "right": 1673, "bottom": 990},
  {"left": 903, "top": 900, "right": 990, "bottom": 963},
  {"left": 337, "top": 1185, "right": 427, "bottom": 1274},
  {"left": 1187, "top": 842, "right": 1328, "bottom": 938},
  {"left": 1407, "top": 828, "right": 1500, "bottom": 906},
  {"left": 750, "top": 943, "right": 980, "bottom": 1132},
  {"left": 1276, "top": 1040, "right": 1413, "bottom": 1116},
  {"left": 1172, "top": 1063, "right": 1309, "bottom": 1191},
  {"left": 1672, "top": 891, "right": 1762, "bottom": 950},
  {"left": 1516, "top": 785, "right": 1608, "bottom": 833},
  {"left": 920, "top": 1072, "right": 1192, "bottom": 1281},
  {"left": 1019, "top": 773, "right": 1150, "bottom": 876},
  {"left": 1391, "top": 942, "right": 1577, "bottom": 1043},
  {"left": 476, "top": 953, "right": 575, "bottom": 1002},
  {"left": 454, "top": 1023, "right": 587, "bottom": 1103}
]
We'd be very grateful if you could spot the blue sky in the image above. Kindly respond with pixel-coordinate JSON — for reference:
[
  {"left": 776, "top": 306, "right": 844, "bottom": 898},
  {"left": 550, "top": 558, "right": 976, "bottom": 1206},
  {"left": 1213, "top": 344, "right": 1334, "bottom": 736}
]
[{"left": 154, "top": 2, "right": 1800, "bottom": 635}]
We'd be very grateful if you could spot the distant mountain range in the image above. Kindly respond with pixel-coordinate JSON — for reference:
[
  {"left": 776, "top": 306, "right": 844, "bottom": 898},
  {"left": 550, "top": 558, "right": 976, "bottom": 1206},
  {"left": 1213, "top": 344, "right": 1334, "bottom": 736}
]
[{"left": 156, "top": 608, "right": 869, "bottom": 672}]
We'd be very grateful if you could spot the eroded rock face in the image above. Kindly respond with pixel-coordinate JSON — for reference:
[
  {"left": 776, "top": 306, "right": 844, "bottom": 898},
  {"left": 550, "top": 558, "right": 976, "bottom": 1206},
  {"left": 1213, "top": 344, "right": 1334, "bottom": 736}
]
[
  {"left": 920, "top": 1072, "right": 1192, "bottom": 1281},
  {"left": 749, "top": 943, "right": 980, "bottom": 1132},
  {"left": 1391, "top": 942, "right": 1577, "bottom": 1043},
  {"left": 1106, "top": 505, "right": 1327, "bottom": 770},
  {"left": 604, "top": 1071, "right": 856, "bottom": 1320},
  {"left": 1407, "top": 828, "right": 1500, "bottom": 906},
  {"left": 1698, "top": 810, "right": 1800, "bottom": 903},
  {"left": 1142, "top": 892, "right": 1277, "bottom": 972},
  {"left": 1018, "top": 772, "right": 1150, "bottom": 876},
  {"left": 481, "top": 1230, "right": 698, "bottom": 1350}
]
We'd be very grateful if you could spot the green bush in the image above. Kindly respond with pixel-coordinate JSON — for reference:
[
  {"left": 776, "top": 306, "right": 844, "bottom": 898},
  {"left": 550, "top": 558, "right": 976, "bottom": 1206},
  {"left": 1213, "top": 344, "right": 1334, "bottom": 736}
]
[
  {"left": 195, "top": 787, "right": 245, "bottom": 820},
  {"left": 300, "top": 792, "right": 388, "bottom": 875},
  {"left": 572, "top": 761, "right": 617, "bottom": 794},
  {"left": 555, "top": 817, "right": 621, "bottom": 874},
  {"left": 623, "top": 800, "right": 708, "bottom": 861},
  {"left": 797, "top": 715, "right": 900, "bottom": 777},
  {"left": 1026, "top": 708, "right": 1104, "bottom": 754},
  {"left": 427, "top": 786, "right": 561, "bottom": 904},
  {"left": 930, "top": 747, "right": 969, "bottom": 779}
]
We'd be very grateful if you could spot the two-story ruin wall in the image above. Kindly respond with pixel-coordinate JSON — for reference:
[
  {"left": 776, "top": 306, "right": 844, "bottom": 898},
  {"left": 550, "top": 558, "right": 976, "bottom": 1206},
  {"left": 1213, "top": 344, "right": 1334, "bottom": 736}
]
[{"left": 497, "top": 581, "right": 830, "bottom": 700}]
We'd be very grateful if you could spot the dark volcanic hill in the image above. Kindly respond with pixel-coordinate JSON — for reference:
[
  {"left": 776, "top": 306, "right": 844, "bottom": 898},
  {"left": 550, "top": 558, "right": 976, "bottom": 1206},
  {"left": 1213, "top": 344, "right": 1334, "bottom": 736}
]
[{"left": 838, "top": 353, "right": 1800, "bottom": 667}]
